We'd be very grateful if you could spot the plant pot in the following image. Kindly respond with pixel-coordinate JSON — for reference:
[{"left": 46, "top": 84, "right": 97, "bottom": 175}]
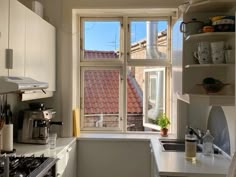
[{"left": 160, "top": 128, "right": 168, "bottom": 137}]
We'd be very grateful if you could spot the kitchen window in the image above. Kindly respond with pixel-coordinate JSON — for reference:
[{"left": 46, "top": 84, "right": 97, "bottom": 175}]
[{"left": 79, "top": 16, "right": 171, "bottom": 132}]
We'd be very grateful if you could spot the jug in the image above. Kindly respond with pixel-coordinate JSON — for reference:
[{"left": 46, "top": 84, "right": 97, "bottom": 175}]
[{"left": 180, "top": 18, "right": 204, "bottom": 38}]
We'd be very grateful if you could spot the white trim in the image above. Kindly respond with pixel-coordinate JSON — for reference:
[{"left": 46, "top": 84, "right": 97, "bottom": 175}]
[
  {"left": 143, "top": 122, "right": 161, "bottom": 131},
  {"left": 74, "top": 9, "right": 177, "bottom": 17}
]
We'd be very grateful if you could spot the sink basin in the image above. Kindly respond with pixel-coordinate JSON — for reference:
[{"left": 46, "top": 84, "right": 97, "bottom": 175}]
[
  {"left": 162, "top": 143, "right": 202, "bottom": 152},
  {"left": 159, "top": 139, "right": 221, "bottom": 154}
]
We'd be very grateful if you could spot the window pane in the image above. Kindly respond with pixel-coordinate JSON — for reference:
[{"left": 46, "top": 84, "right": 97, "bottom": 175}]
[
  {"left": 83, "top": 69, "right": 120, "bottom": 129},
  {"left": 130, "top": 20, "right": 168, "bottom": 60},
  {"left": 83, "top": 20, "right": 120, "bottom": 60},
  {"left": 126, "top": 67, "right": 166, "bottom": 132}
]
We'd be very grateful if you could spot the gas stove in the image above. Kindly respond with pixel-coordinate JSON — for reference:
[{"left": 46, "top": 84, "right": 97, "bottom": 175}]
[{"left": 0, "top": 155, "right": 58, "bottom": 177}]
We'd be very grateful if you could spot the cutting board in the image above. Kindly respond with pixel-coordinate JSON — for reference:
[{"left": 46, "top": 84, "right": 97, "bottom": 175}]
[{"left": 73, "top": 108, "right": 80, "bottom": 136}]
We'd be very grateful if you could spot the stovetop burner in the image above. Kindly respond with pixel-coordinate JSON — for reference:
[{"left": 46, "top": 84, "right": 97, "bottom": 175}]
[{"left": 0, "top": 155, "right": 58, "bottom": 177}]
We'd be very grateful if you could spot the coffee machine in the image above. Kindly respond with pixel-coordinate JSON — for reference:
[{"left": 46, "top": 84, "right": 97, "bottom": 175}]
[{"left": 18, "top": 107, "right": 63, "bottom": 144}]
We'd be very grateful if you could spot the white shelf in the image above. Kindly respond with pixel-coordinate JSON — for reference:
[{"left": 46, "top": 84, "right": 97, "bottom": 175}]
[
  {"left": 185, "top": 64, "right": 234, "bottom": 68},
  {"left": 185, "top": 32, "right": 235, "bottom": 41},
  {"left": 186, "top": 0, "right": 236, "bottom": 13}
]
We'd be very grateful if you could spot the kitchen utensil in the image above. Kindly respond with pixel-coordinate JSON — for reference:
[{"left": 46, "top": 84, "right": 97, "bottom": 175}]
[
  {"left": 210, "top": 16, "right": 235, "bottom": 32},
  {"left": 202, "top": 26, "right": 214, "bottom": 32},
  {"left": 180, "top": 18, "right": 204, "bottom": 38},
  {"left": 198, "top": 77, "right": 229, "bottom": 93},
  {"left": 193, "top": 42, "right": 211, "bottom": 64}
]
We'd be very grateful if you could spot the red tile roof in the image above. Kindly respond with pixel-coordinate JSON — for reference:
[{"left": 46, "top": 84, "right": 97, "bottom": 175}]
[
  {"left": 84, "top": 51, "right": 142, "bottom": 114},
  {"left": 84, "top": 50, "right": 118, "bottom": 59}
]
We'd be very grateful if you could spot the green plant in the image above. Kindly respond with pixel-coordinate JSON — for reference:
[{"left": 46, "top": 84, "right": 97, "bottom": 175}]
[{"left": 156, "top": 113, "right": 170, "bottom": 129}]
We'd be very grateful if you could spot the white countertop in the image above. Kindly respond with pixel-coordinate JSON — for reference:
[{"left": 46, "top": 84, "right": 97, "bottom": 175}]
[
  {"left": 13, "top": 133, "right": 231, "bottom": 177},
  {"left": 14, "top": 137, "right": 76, "bottom": 157},
  {"left": 78, "top": 133, "right": 231, "bottom": 177}
]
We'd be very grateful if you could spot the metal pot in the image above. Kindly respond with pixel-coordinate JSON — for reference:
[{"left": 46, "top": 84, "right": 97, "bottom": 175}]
[{"left": 180, "top": 18, "right": 204, "bottom": 37}]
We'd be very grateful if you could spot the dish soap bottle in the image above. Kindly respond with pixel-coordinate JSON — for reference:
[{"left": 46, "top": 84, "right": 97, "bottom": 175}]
[
  {"left": 202, "top": 130, "right": 214, "bottom": 156},
  {"left": 185, "top": 128, "right": 197, "bottom": 161}
]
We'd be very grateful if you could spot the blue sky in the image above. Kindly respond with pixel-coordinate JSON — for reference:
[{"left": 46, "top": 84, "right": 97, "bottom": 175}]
[{"left": 84, "top": 21, "right": 167, "bottom": 51}]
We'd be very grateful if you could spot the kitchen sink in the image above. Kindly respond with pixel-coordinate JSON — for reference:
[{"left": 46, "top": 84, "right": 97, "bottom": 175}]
[{"left": 159, "top": 139, "right": 221, "bottom": 154}]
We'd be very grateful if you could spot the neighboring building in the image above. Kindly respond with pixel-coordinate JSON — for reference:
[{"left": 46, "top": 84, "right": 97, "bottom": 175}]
[
  {"left": 84, "top": 50, "right": 144, "bottom": 131},
  {"left": 83, "top": 31, "right": 167, "bottom": 131}
]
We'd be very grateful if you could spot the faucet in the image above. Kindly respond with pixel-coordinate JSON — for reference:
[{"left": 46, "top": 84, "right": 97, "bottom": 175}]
[{"left": 187, "top": 126, "right": 204, "bottom": 144}]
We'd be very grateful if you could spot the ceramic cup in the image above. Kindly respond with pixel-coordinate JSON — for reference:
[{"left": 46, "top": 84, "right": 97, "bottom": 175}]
[
  {"left": 211, "top": 41, "right": 225, "bottom": 64},
  {"left": 193, "top": 42, "right": 211, "bottom": 64},
  {"left": 225, "top": 49, "right": 235, "bottom": 64}
]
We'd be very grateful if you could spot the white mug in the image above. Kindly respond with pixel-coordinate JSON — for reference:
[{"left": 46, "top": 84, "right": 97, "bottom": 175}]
[
  {"left": 225, "top": 49, "right": 235, "bottom": 64},
  {"left": 211, "top": 51, "right": 225, "bottom": 64},
  {"left": 193, "top": 42, "right": 211, "bottom": 64},
  {"left": 211, "top": 41, "right": 224, "bottom": 52}
]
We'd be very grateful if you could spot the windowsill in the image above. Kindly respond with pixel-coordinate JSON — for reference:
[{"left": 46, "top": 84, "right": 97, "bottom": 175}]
[{"left": 76, "top": 132, "right": 177, "bottom": 140}]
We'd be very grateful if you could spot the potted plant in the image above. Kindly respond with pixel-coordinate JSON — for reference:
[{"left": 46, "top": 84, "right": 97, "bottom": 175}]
[{"left": 156, "top": 113, "right": 170, "bottom": 137}]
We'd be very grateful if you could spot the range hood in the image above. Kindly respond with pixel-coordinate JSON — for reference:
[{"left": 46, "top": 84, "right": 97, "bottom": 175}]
[{"left": 0, "top": 76, "right": 48, "bottom": 94}]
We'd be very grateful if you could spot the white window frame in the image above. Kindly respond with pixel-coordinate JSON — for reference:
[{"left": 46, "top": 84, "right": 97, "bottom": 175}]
[
  {"left": 127, "top": 17, "right": 171, "bottom": 67},
  {"left": 80, "top": 66, "right": 123, "bottom": 131},
  {"left": 80, "top": 17, "right": 124, "bottom": 63},
  {"left": 78, "top": 15, "right": 172, "bottom": 132},
  {"left": 143, "top": 67, "right": 166, "bottom": 130}
]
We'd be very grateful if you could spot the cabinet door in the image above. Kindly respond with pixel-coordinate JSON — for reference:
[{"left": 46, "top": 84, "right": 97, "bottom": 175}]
[
  {"left": 0, "top": 0, "right": 9, "bottom": 76},
  {"left": 8, "top": 0, "right": 25, "bottom": 77},
  {"left": 39, "top": 20, "right": 56, "bottom": 91},
  {"left": 65, "top": 142, "right": 77, "bottom": 177},
  {"left": 25, "top": 8, "right": 41, "bottom": 80}
]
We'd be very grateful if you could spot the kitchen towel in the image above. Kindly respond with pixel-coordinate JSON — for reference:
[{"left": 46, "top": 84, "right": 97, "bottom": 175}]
[{"left": 73, "top": 108, "right": 80, "bottom": 136}]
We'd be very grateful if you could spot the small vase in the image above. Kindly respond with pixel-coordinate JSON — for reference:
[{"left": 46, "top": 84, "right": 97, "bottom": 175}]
[{"left": 160, "top": 128, "right": 168, "bottom": 137}]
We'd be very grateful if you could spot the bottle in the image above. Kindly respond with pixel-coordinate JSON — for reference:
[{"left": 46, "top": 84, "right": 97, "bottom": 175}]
[
  {"left": 202, "top": 130, "right": 214, "bottom": 156},
  {"left": 185, "top": 129, "right": 197, "bottom": 161}
]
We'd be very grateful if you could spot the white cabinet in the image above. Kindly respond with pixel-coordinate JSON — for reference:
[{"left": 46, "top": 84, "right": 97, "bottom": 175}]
[
  {"left": 8, "top": 0, "right": 26, "bottom": 77},
  {"left": 25, "top": 8, "right": 41, "bottom": 80},
  {"left": 178, "top": 1, "right": 236, "bottom": 105},
  {"left": 24, "top": 8, "right": 56, "bottom": 91},
  {"left": 56, "top": 142, "right": 77, "bottom": 177},
  {"left": 150, "top": 143, "right": 159, "bottom": 177},
  {"left": 39, "top": 20, "right": 56, "bottom": 91},
  {"left": 4, "top": 0, "right": 56, "bottom": 94},
  {"left": 78, "top": 140, "right": 151, "bottom": 177},
  {"left": 0, "top": 0, "right": 9, "bottom": 76}
]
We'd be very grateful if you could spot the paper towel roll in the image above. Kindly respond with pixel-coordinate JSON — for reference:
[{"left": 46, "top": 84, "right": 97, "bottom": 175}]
[{"left": 2, "top": 124, "right": 13, "bottom": 152}]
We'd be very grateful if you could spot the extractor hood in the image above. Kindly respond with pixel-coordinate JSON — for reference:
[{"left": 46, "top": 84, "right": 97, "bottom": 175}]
[{"left": 0, "top": 76, "right": 48, "bottom": 94}]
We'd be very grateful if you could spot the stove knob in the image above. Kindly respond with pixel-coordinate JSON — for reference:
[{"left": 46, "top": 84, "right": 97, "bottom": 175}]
[{"left": 0, "top": 160, "right": 4, "bottom": 168}]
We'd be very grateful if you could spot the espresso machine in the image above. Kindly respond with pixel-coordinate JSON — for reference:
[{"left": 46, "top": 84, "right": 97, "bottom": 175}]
[{"left": 18, "top": 104, "right": 63, "bottom": 144}]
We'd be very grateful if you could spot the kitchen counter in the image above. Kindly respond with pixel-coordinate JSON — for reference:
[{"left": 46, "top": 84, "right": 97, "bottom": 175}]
[
  {"left": 78, "top": 133, "right": 231, "bottom": 177},
  {"left": 14, "top": 137, "right": 76, "bottom": 157},
  {"left": 13, "top": 134, "right": 231, "bottom": 177}
]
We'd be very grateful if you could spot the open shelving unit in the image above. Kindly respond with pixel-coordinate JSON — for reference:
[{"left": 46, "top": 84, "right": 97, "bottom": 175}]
[
  {"left": 179, "top": 0, "right": 236, "bottom": 105},
  {"left": 185, "top": 0, "right": 236, "bottom": 14},
  {"left": 185, "top": 32, "right": 235, "bottom": 42},
  {"left": 185, "top": 64, "right": 234, "bottom": 68}
]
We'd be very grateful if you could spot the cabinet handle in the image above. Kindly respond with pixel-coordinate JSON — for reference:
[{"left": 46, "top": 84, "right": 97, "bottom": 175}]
[
  {"left": 67, "top": 147, "right": 72, "bottom": 152},
  {"left": 56, "top": 173, "right": 61, "bottom": 176}
]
